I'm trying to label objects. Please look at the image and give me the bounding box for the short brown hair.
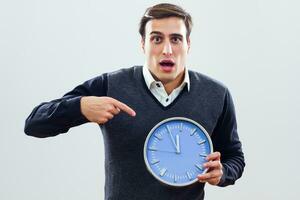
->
[139,3,193,40]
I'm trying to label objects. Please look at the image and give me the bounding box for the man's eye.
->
[153,36,162,43]
[171,37,181,43]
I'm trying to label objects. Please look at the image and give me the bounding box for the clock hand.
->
[148,146,177,153]
[155,149,178,153]
[166,125,177,151]
[176,134,180,153]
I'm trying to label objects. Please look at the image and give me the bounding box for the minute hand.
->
[166,125,178,152]
[176,134,180,153]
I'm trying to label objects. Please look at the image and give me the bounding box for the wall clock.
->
[144,117,213,187]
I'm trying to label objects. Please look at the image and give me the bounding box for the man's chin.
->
[157,75,177,84]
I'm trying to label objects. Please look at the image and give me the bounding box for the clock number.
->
[151,159,160,165]
[148,147,157,151]
[154,133,163,140]
[195,164,203,171]
[199,153,207,158]
[160,168,167,177]
[190,128,197,136]
[186,171,192,180]
[197,140,206,145]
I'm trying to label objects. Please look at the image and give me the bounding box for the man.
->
[25,3,245,200]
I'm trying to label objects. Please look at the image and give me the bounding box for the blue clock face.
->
[144,117,213,187]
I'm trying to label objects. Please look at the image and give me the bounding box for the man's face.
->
[142,17,190,84]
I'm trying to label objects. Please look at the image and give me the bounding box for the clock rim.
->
[143,116,213,187]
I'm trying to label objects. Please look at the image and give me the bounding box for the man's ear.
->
[141,37,145,53]
[187,37,191,53]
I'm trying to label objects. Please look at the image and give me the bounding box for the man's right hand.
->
[80,96,136,124]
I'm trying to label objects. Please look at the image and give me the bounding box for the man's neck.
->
[162,70,185,95]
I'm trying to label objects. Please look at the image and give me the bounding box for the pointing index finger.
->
[110,98,136,117]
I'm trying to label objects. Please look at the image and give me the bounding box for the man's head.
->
[139,3,193,84]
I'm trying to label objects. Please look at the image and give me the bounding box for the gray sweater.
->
[25,66,245,200]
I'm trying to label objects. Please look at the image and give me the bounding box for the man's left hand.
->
[197,151,223,185]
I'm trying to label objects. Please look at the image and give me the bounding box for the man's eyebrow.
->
[149,32,184,38]
[150,31,163,35]
[170,33,183,38]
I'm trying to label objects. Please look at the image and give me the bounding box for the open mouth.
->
[159,59,175,67]
[159,60,175,73]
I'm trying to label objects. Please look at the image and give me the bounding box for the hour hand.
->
[149,148,177,153]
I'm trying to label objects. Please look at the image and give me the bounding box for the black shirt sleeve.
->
[211,88,245,186]
[24,73,107,138]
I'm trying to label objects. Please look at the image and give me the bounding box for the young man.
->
[25,3,245,200]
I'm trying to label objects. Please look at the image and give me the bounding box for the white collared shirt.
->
[142,65,190,107]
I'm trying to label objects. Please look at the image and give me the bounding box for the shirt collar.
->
[142,65,190,92]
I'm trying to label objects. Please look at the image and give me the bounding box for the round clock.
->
[143,117,213,187]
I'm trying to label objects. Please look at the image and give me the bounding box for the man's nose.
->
[162,41,172,56]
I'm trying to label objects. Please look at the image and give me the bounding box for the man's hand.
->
[197,152,223,185]
[80,96,136,124]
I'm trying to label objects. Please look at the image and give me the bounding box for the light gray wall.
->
[1,0,299,199]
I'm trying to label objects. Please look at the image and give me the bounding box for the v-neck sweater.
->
[25,66,245,200]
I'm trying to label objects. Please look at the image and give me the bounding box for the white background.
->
[1,0,299,199]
